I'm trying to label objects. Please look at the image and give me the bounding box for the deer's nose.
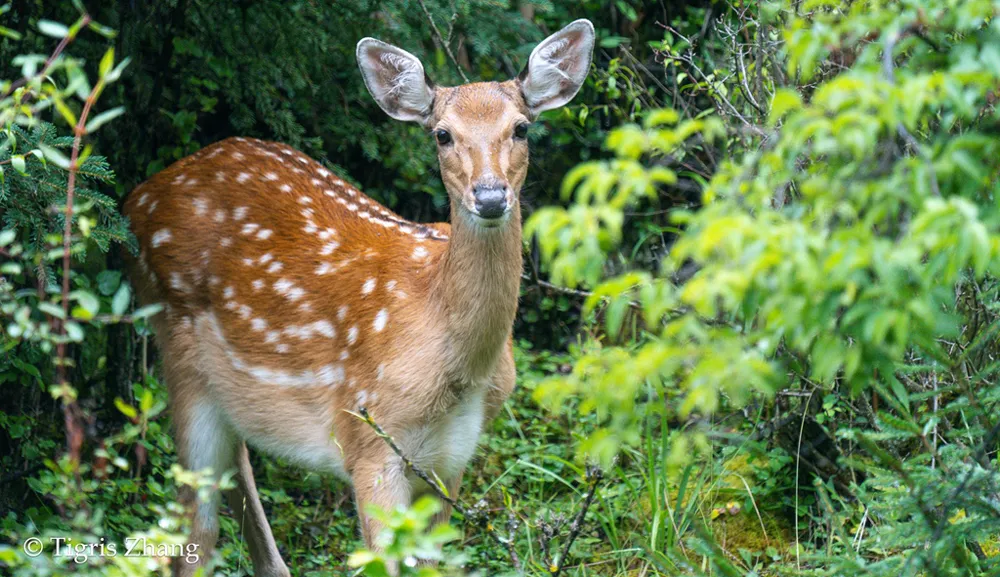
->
[473,184,508,219]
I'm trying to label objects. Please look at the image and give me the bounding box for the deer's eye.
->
[513,123,530,140]
[434,129,452,146]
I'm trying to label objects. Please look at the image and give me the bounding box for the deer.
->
[123,19,594,576]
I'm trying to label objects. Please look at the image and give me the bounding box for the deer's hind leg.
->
[166,350,236,577]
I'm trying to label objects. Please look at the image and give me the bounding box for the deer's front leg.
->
[350,447,412,549]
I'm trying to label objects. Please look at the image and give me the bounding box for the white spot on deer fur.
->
[346,202,358,211]
[237,172,251,184]
[339,350,349,361]
[169,273,191,293]
[280,184,292,193]
[214,209,226,223]
[317,364,345,386]
[224,286,235,299]
[304,223,318,234]
[232,151,245,160]
[242,258,254,267]
[152,229,172,247]
[356,390,369,406]
[377,364,385,381]
[276,344,290,353]
[220,237,232,247]
[264,172,279,181]
[215,172,226,182]
[251,318,267,332]
[318,228,337,240]
[252,279,264,291]
[412,246,429,260]
[312,320,336,338]
[298,302,313,313]
[267,262,283,274]
[224,300,238,311]
[311,178,322,187]
[192,197,208,216]
[241,223,259,235]
[373,309,389,332]
[337,305,348,321]
[256,229,273,240]
[256,254,271,265]
[362,278,376,295]
[347,326,358,345]
[233,206,248,220]
[299,196,313,205]
[265,330,280,343]
[185,178,198,187]
[147,200,158,214]
[238,304,252,320]
[320,241,340,256]
[296,156,309,164]
[208,275,220,286]
[172,174,185,185]
[138,193,149,207]
[318,168,330,178]
[343,187,355,196]
[274,279,305,301]
[386,280,397,291]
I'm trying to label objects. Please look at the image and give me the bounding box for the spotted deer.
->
[123,20,594,576]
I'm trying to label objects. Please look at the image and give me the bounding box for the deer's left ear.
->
[518,19,595,118]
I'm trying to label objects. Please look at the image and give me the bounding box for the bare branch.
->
[415,0,469,83]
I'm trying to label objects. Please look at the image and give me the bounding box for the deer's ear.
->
[357,38,435,124]
[519,19,595,117]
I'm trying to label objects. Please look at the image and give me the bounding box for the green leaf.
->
[132,303,164,319]
[69,290,100,319]
[85,106,125,133]
[115,398,137,420]
[37,19,69,38]
[96,270,122,295]
[111,283,130,316]
[10,154,25,174]
[38,301,66,319]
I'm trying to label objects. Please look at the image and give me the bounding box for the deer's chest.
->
[399,387,487,482]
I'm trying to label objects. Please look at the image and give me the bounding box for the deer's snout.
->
[472,182,508,220]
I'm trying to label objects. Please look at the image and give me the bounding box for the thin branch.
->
[415,0,469,83]
[549,465,603,577]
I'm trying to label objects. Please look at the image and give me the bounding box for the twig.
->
[550,465,602,577]
[356,407,522,571]
[415,0,469,83]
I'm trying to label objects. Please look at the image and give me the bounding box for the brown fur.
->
[123,81,529,576]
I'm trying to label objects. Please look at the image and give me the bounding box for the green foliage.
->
[529,0,1000,573]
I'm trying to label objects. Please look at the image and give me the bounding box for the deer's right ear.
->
[357,38,435,124]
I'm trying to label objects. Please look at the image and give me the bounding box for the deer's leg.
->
[170,387,236,577]
[351,447,412,549]
[225,442,290,577]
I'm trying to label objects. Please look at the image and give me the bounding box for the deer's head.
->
[357,20,594,229]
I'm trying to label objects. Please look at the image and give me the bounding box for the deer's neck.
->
[432,206,522,381]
